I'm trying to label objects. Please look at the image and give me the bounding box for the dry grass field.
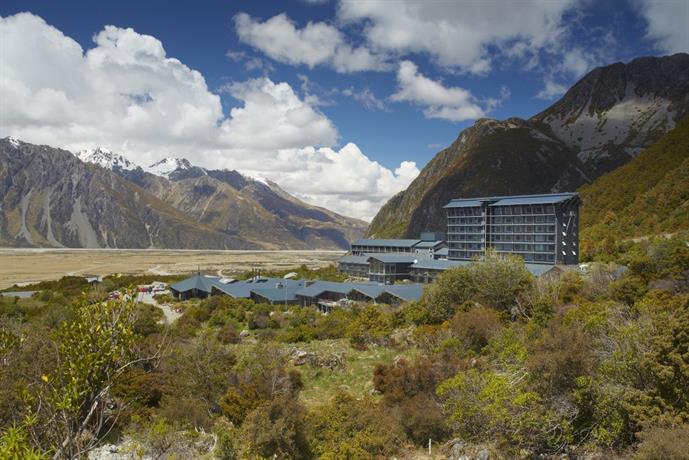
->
[0,248,345,289]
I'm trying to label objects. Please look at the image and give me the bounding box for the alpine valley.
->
[367,53,689,240]
[0,140,367,249]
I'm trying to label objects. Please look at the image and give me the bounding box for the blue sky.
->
[1,0,687,219]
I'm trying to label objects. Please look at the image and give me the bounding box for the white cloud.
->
[342,87,389,111]
[246,144,418,220]
[638,0,689,54]
[233,12,387,73]
[390,61,485,122]
[337,0,578,73]
[536,79,568,100]
[0,13,417,220]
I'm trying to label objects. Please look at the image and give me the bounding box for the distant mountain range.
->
[367,53,689,239]
[0,140,366,249]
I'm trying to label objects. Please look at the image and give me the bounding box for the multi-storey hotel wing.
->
[444,192,580,265]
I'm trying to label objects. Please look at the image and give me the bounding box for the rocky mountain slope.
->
[0,139,366,249]
[578,115,689,258]
[368,53,689,238]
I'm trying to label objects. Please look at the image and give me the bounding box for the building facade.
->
[445,193,579,265]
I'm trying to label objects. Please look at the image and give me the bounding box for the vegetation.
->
[579,116,689,260]
[2,240,689,458]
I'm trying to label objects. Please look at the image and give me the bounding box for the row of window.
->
[447,208,484,217]
[491,204,556,215]
[449,242,485,250]
[491,225,556,233]
[448,234,485,242]
[490,215,556,224]
[493,243,556,252]
[491,234,555,242]
[448,225,485,233]
[447,217,485,225]
[449,250,557,263]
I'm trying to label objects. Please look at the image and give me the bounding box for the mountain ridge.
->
[0,139,366,249]
[367,53,689,238]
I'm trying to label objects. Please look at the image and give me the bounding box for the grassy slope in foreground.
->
[579,116,689,258]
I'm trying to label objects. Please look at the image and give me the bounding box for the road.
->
[136,291,182,324]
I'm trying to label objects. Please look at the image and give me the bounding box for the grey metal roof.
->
[434,247,449,256]
[348,284,387,299]
[489,193,578,206]
[296,281,362,297]
[170,274,220,294]
[414,241,445,249]
[383,284,424,302]
[351,239,422,248]
[337,254,370,265]
[411,259,471,270]
[443,199,484,208]
[251,287,301,302]
[524,264,559,277]
[367,254,419,264]
[169,275,303,298]
[444,193,578,209]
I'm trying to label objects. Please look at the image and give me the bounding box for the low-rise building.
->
[170,274,425,311]
[336,254,370,279]
[350,238,422,255]
[367,254,419,284]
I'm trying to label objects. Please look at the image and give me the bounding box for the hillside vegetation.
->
[2,244,689,458]
[580,116,689,259]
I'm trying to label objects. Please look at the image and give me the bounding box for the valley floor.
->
[0,248,344,289]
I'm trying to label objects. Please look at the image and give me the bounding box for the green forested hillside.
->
[579,116,689,259]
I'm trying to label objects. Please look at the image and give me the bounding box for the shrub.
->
[449,305,503,353]
[415,267,475,324]
[238,396,310,460]
[306,392,405,458]
[217,324,240,344]
[373,357,443,404]
[469,251,534,312]
[527,318,595,394]
[634,424,689,460]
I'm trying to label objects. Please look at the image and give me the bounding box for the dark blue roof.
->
[170,274,220,294]
[352,238,421,248]
[367,254,418,264]
[445,193,578,208]
[442,199,484,208]
[414,241,445,249]
[383,284,424,301]
[251,287,301,302]
[489,193,578,206]
[337,254,370,265]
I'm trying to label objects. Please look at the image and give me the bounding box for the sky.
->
[1,0,688,220]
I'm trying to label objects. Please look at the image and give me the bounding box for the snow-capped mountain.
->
[77,147,139,172]
[1,138,366,249]
[145,157,196,178]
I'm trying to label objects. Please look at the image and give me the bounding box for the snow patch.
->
[145,157,194,178]
[8,137,20,148]
[78,147,139,171]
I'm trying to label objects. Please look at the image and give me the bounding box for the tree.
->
[469,250,533,313]
[25,295,160,459]
[412,267,475,324]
